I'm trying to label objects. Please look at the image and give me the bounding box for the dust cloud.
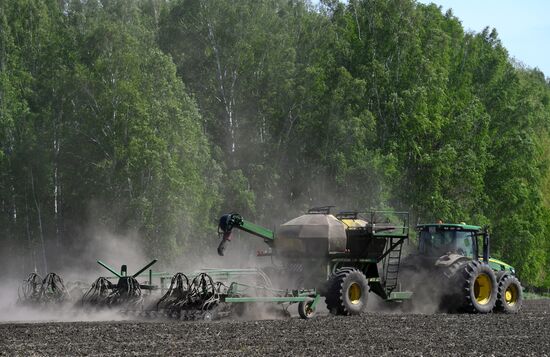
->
[0,223,156,323]
[0,276,129,323]
[0,195,430,322]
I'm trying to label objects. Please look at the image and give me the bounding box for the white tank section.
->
[275,214,347,257]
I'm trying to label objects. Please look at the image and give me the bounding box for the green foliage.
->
[1,0,549,287]
[0,0,219,270]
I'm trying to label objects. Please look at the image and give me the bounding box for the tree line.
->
[1,0,549,287]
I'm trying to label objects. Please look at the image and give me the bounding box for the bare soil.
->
[1,299,549,356]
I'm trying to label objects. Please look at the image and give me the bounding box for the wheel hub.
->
[474,273,492,305]
[348,282,362,305]
[505,284,518,306]
[305,303,314,316]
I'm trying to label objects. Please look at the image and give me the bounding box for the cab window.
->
[455,231,474,257]
[419,229,474,256]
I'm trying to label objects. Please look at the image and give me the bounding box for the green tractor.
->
[400,222,523,313]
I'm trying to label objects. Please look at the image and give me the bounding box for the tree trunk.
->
[202,3,237,158]
[30,168,47,273]
[24,187,37,273]
[53,96,64,248]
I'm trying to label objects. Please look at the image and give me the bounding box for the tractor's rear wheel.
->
[325,268,369,315]
[459,260,497,313]
[495,274,523,313]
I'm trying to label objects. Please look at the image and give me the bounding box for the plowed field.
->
[1,300,549,356]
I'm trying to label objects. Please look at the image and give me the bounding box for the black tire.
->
[298,298,316,319]
[495,270,507,283]
[438,258,472,312]
[325,268,369,316]
[319,267,356,296]
[459,260,497,313]
[495,275,523,313]
[325,267,356,315]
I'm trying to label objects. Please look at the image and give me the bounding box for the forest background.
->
[1,0,549,288]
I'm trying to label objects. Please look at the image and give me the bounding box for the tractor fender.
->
[434,253,470,268]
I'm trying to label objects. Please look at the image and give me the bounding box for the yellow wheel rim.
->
[505,284,518,306]
[348,282,362,305]
[474,273,492,305]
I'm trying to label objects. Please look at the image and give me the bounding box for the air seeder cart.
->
[216,207,412,317]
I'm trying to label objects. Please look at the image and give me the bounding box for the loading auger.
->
[217,213,275,256]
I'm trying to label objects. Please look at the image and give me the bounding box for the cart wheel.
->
[202,307,218,321]
[298,298,316,320]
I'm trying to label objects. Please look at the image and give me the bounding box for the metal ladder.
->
[383,237,403,296]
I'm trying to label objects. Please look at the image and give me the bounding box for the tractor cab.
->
[416,223,489,262]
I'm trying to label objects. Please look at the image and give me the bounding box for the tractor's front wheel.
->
[495,274,523,313]
[325,268,369,315]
